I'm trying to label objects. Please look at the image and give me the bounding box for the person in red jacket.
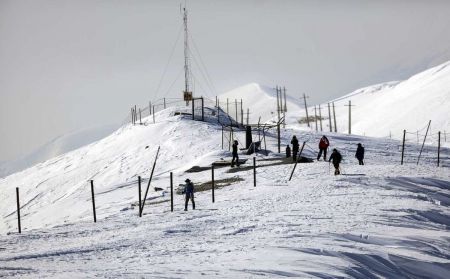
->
[317,135,330,161]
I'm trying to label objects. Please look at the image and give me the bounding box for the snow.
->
[0,99,449,277]
[218,61,450,146]
[330,61,450,141]
[0,124,118,178]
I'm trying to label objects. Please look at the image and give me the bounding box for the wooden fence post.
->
[289,142,306,181]
[164,97,166,109]
[170,172,174,211]
[138,176,142,217]
[211,165,215,203]
[139,109,142,125]
[16,187,21,233]
[90,180,97,223]
[253,157,256,187]
[401,130,406,165]
[417,120,431,165]
[437,131,441,167]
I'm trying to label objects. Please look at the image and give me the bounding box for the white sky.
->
[1,0,450,161]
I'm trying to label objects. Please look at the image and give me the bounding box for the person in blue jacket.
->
[184,178,195,211]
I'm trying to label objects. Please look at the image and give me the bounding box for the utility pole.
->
[235,99,238,123]
[314,105,318,131]
[279,86,283,115]
[283,87,287,112]
[240,99,243,126]
[276,86,281,123]
[344,100,354,134]
[246,108,249,125]
[332,102,337,132]
[303,94,310,127]
[327,103,332,132]
[318,104,323,132]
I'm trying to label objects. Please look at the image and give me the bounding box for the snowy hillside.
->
[218,62,450,146]
[327,61,450,141]
[0,125,118,178]
[0,102,449,277]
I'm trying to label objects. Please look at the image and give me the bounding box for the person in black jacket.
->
[355,143,365,165]
[183,179,195,211]
[231,140,239,167]
[329,148,342,175]
[291,135,299,162]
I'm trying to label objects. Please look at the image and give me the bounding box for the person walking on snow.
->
[286,145,291,158]
[317,135,330,161]
[329,148,342,175]
[355,143,365,165]
[291,135,299,162]
[183,179,195,211]
[231,140,239,167]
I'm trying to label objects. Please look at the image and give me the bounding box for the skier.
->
[355,143,365,165]
[329,148,342,175]
[291,135,299,162]
[317,135,330,161]
[286,145,291,158]
[231,140,239,167]
[183,178,195,211]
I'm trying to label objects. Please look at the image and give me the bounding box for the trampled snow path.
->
[1,107,449,278]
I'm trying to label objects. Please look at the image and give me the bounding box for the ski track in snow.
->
[0,104,449,277]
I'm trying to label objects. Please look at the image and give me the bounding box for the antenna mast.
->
[182,7,192,103]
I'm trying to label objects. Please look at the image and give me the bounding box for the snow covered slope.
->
[0,124,118,178]
[218,62,449,145]
[0,102,449,277]
[326,61,450,140]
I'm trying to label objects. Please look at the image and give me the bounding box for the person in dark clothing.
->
[183,179,195,211]
[355,143,365,165]
[317,135,330,161]
[231,140,239,167]
[286,145,291,158]
[329,148,342,175]
[291,135,299,162]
